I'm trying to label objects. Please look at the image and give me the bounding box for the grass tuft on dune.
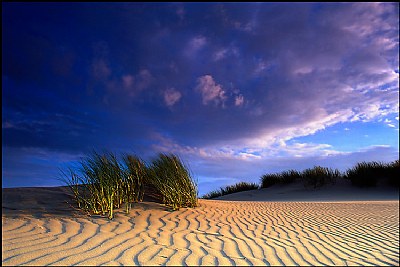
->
[147,153,198,210]
[62,151,198,218]
[202,182,259,199]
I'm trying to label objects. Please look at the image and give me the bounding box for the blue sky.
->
[2,2,399,196]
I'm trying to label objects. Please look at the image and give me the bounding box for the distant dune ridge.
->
[215,179,399,202]
[2,184,399,266]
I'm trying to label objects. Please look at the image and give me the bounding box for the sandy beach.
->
[2,184,399,266]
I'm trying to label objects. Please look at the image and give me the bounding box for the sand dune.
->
[216,179,399,202]
[2,186,399,266]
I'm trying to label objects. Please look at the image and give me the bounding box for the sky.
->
[2,2,399,196]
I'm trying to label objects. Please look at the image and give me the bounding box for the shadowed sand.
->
[2,185,399,266]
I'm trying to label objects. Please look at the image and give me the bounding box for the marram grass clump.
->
[259,160,399,189]
[260,169,301,188]
[260,167,340,189]
[122,154,147,212]
[147,153,198,211]
[301,166,340,189]
[202,181,259,199]
[345,160,399,187]
[62,151,125,219]
[63,151,150,219]
[63,151,199,217]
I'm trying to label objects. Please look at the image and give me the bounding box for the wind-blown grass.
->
[62,151,147,219]
[260,169,301,188]
[147,153,198,210]
[63,155,398,217]
[62,151,121,219]
[261,167,339,189]
[280,170,302,184]
[201,189,223,199]
[202,181,259,199]
[387,160,400,187]
[122,154,147,212]
[260,160,399,189]
[301,166,340,189]
[260,173,282,188]
[345,160,400,187]
[63,151,199,216]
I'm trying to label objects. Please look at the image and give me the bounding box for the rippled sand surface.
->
[2,187,399,266]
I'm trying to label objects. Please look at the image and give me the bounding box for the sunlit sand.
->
[2,185,399,266]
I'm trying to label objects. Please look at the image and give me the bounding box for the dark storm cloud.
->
[2,2,398,189]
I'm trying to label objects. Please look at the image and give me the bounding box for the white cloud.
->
[213,48,228,61]
[235,94,244,106]
[150,128,341,164]
[383,118,399,130]
[340,3,395,38]
[118,69,153,97]
[294,66,313,75]
[213,45,240,61]
[195,75,227,106]
[275,142,341,158]
[185,35,207,57]
[164,88,182,107]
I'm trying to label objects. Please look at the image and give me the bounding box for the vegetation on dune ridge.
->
[202,160,399,199]
[260,169,301,188]
[260,166,341,189]
[61,151,149,219]
[259,160,399,189]
[62,151,198,219]
[301,166,340,189]
[147,153,198,211]
[63,154,398,212]
[344,160,400,187]
[202,182,259,199]
[122,154,147,212]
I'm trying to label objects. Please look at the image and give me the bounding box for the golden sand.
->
[2,186,399,266]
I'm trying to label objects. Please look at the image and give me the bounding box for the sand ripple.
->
[2,200,399,266]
